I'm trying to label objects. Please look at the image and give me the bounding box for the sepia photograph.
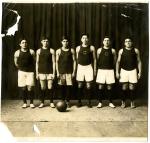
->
[0,1,148,142]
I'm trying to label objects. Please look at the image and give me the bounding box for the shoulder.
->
[50,48,55,54]
[56,48,61,54]
[29,49,35,55]
[118,48,123,54]
[71,48,75,54]
[134,48,140,54]
[97,48,102,53]
[90,45,95,51]
[76,46,80,52]
[36,49,41,55]
[14,49,20,57]
[111,48,116,53]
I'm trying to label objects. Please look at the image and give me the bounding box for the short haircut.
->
[103,36,110,40]
[61,35,69,41]
[124,37,132,42]
[81,33,89,38]
[19,37,27,44]
[41,36,49,41]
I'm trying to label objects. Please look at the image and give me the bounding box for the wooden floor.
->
[1,99,148,142]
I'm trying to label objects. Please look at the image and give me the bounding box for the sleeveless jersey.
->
[120,48,137,70]
[97,47,114,69]
[38,48,53,74]
[58,48,73,74]
[17,49,34,72]
[78,45,92,65]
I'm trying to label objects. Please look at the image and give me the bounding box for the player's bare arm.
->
[51,48,56,79]
[135,48,142,79]
[71,48,76,78]
[56,49,61,78]
[112,48,117,67]
[97,48,102,60]
[14,50,19,68]
[76,46,80,61]
[36,49,40,80]
[116,49,123,79]
[91,45,96,76]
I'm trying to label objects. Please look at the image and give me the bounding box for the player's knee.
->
[98,84,104,90]
[86,83,91,89]
[78,82,83,88]
[21,87,26,91]
[27,86,33,91]
[129,84,135,90]
[122,84,128,90]
[107,85,112,90]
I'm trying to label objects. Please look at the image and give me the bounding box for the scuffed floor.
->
[1,99,148,141]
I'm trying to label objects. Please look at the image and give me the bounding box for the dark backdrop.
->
[1,3,148,100]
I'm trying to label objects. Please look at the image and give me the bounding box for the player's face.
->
[81,35,89,45]
[41,39,49,47]
[62,39,68,48]
[124,39,132,48]
[20,40,27,49]
[103,38,110,47]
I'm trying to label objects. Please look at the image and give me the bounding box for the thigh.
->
[76,64,84,82]
[48,79,53,89]
[18,70,26,87]
[39,74,46,80]
[66,74,73,86]
[58,74,66,85]
[106,70,115,84]
[40,80,47,90]
[129,69,138,84]
[26,72,35,86]
[85,65,93,82]
[96,69,106,84]
[119,68,129,83]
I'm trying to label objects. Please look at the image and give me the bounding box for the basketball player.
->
[96,37,116,108]
[14,38,35,108]
[116,38,142,108]
[56,36,76,107]
[36,37,55,108]
[76,34,96,108]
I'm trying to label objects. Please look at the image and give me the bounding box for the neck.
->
[82,43,88,47]
[125,47,132,50]
[21,48,28,52]
[42,46,48,49]
[62,47,69,51]
[103,46,109,49]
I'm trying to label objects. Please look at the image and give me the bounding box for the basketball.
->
[56,100,67,112]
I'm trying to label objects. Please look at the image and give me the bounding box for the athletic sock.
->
[129,90,135,102]
[87,88,92,104]
[98,89,103,103]
[48,89,54,103]
[122,90,128,102]
[107,89,113,103]
[20,88,27,104]
[28,90,34,104]
[60,85,66,101]
[77,88,83,103]
[40,90,46,103]
[66,86,72,103]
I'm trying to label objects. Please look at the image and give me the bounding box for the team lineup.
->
[14,34,142,109]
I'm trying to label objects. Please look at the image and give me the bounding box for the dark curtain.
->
[1,3,148,100]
